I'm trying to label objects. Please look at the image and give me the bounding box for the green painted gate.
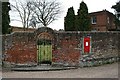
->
[37,33,52,65]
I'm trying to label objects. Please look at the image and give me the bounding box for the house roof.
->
[89,10,114,16]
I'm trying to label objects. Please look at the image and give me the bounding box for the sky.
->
[9,0,119,30]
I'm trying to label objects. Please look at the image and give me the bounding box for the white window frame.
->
[91,16,97,24]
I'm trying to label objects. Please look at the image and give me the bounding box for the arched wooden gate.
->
[37,32,53,65]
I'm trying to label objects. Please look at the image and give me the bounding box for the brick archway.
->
[36,27,55,65]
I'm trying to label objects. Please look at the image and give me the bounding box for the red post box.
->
[84,37,90,53]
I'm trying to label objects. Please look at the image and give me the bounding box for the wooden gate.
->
[37,32,52,65]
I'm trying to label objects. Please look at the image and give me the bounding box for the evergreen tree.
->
[77,1,90,31]
[112,1,120,17]
[2,1,11,34]
[112,1,120,30]
[64,7,75,31]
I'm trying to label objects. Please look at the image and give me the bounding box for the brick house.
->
[90,10,116,31]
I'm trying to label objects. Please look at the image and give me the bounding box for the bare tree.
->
[29,16,37,28]
[10,0,35,31]
[30,0,61,27]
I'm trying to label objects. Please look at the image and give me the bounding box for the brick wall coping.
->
[56,31,120,34]
[1,31,120,37]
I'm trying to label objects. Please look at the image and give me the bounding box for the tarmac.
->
[3,62,118,78]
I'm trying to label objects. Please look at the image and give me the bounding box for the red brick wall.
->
[12,26,36,32]
[3,28,119,67]
[4,32,37,64]
[52,34,80,66]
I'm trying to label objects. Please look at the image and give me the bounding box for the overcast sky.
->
[10,0,118,30]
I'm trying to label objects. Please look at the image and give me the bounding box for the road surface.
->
[2,62,118,78]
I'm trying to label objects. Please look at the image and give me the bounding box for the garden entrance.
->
[37,32,53,65]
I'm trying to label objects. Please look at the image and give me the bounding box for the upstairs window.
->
[91,16,97,24]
